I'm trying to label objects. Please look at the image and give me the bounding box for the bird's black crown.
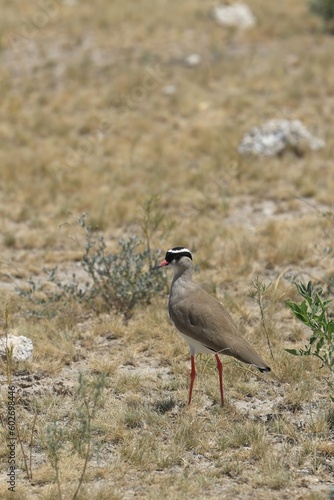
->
[165,247,193,263]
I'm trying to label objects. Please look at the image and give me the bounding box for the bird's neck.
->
[172,266,193,286]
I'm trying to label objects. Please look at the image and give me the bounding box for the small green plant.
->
[138,194,175,268]
[248,276,274,360]
[71,372,106,499]
[43,373,106,500]
[139,195,164,260]
[2,307,37,483]
[19,412,37,482]
[16,214,166,319]
[45,424,64,499]
[309,0,334,32]
[285,281,334,399]
[3,306,14,385]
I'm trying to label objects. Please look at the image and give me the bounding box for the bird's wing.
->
[170,286,268,368]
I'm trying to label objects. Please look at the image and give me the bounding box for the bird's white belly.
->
[179,333,215,355]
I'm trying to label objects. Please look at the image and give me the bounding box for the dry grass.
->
[1,0,334,498]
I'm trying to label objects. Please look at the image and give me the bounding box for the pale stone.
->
[0,334,33,361]
[238,119,325,157]
[185,53,202,67]
[213,3,256,29]
[161,85,177,95]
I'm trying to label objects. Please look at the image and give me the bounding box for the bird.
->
[156,246,270,406]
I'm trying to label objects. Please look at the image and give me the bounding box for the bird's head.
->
[156,247,193,269]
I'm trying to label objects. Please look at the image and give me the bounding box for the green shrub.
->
[285,281,334,399]
[16,214,166,319]
[309,0,334,31]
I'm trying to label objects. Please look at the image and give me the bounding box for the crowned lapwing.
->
[156,247,270,406]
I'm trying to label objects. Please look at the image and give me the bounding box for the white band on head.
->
[168,247,191,254]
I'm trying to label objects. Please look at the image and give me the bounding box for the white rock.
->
[0,335,33,361]
[185,53,202,67]
[238,119,325,157]
[213,3,256,29]
[161,85,177,95]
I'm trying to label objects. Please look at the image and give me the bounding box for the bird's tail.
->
[258,366,271,373]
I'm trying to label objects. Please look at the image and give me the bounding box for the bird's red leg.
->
[215,354,224,407]
[188,355,196,405]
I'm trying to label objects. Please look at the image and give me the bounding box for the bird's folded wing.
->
[171,287,239,352]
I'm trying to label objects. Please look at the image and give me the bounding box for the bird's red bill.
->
[158,259,169,267]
